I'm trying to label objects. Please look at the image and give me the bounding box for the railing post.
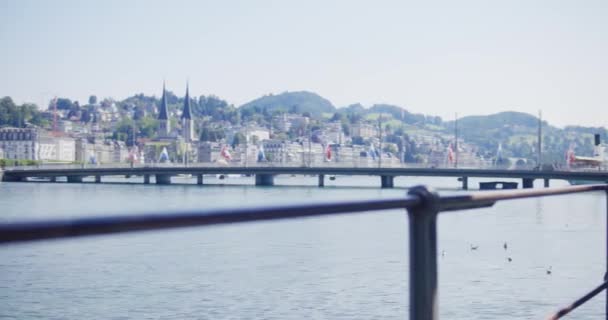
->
[407,185,440,320]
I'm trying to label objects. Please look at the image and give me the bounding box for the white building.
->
[0,127,75,162]
[247,126,270,143]
[273,114,304,133]
[262,139,307,164]
[351,123,378,139]
[322,121,345,144]
[0,128,37,160]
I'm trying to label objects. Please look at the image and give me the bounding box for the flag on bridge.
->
[220,145,232,161]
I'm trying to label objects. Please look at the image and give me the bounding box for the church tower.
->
[158,82,171,138]
[182,83,194,142]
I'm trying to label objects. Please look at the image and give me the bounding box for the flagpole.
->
[454,112,458,168]
[378,113,382,168]
[537,110,542,168]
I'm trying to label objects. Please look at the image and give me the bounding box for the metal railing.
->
[3,162,456,171]
[1,184,607,319]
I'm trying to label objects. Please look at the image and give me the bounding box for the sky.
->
[1,0,607,127]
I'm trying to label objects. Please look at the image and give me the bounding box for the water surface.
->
[0,176,605,319]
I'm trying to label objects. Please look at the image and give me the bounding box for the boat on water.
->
[567,134,607,185]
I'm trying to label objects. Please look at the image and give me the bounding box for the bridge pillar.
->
[67,176,83,183]
[155,174,171,185]
[381,175,394,188]
[143,174,150,184]
[522,178,534,189]
[318,174,325,187]
[197,174,203,185]
[255,174,274,186]
[461,176,469,190]
[544,178,550,188]
[95,175,101,183]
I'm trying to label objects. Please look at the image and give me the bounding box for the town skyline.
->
[4,85,607,131]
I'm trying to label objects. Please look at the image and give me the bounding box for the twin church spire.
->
[157,82,194,142]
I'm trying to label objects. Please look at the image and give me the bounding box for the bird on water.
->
[503,242,508,250]
[547,266,552,275]
[470,244,479,251]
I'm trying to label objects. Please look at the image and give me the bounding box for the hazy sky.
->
[1,0,607,127]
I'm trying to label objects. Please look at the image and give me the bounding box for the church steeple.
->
[158,81,171,138]
[181,82,194,142]
[158,82,169,120]
[181,83,192,120]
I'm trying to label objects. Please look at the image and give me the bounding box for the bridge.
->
[3,163,608,189]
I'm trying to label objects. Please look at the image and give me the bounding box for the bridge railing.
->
[3,161,494,171]
[4,162,446,171]
[0,184,607,319]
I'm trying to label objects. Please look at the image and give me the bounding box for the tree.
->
[199,127,211,141]
[231,132,246,148]
[80,110,92,123]
[383,144,398,155]
[0,97,46,128]
[342,123,350,136]
[88,95,98,105]
[112,118,136,145]
[330,112,344,122]
[54,98,73,110]
[0,97,18,126]
[351,136,365,145]
[137,116,158,138]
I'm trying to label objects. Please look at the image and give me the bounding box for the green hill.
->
[450,111,541,131]
[239,91,336,117]
[367,104,430,125]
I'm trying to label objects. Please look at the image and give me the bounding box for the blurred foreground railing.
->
[1,184,607,319]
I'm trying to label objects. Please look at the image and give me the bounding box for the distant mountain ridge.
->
[239,91,336,116]
[449,111,543,130]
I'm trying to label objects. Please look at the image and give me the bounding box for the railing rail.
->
[4,161,608,171]
[1,184,607,319]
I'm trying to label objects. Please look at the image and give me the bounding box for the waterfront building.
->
[239,143,260,165]
[0,127,75,162]
[144,141,179,163]
[262,139,290,163]
[0,128,37,160]
[197,142,226,163]
[75,137,129,164]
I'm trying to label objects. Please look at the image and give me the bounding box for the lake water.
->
[0,176,606,319]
